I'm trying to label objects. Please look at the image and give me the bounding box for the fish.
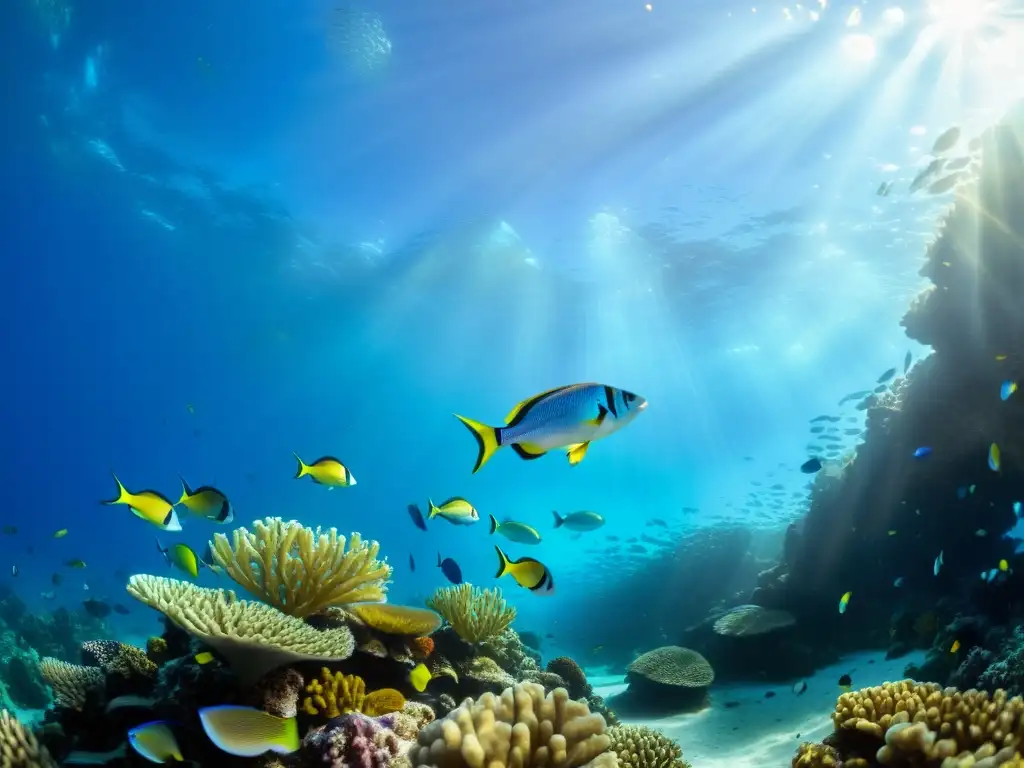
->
[53,528,68,538]
[489,515,542,544]
[950,640,961,653]
[838,674,852,691]
[66,559,86,569]
[10,566,16,577]
[2,526,16,535]
[975,529,987,537]
[989,443,1001,472]
[893,577,904,587]
[913,447,933,459]
[113,604,131,615]
[838,591,852,614]
[888,530,897,536]
[198,705,299,757]
[494,545,555,595]
[793,680,807,695]
[427,497,480,525]
[409,554,415,572]
[838,390,871,405]
[910,158,946,193]
[876,181,893,196]
[904,351,912,374]
[102,474,182,531]
[934,550,944,576]
[293,454,356,487]
[970,484,977,494]
[409,663,432,693]
[873,384,889,394]
[932,126,961,154]
[1000,559,1010,572]
[1002,381,1018,401]
[454,383,648,473]
[957,486,968,500]
[177,477,233,523]
[809,426,825,434]
[1015,501,1022,518]
[406,504,428,531]
[65,744,129,765]
[927,174,961,194]
[127,721,183,763]
[800,458,822,474]
[877,368,897,384]
[551,510,605,531]
[195,651,215,665]
[51,573,62,586]
[82,599,111,619]
[157,540,201,579]
[437,554,463,584]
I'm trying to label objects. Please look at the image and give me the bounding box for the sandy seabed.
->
[591,649,926,767]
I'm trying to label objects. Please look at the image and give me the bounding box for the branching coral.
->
[302,669,405,718]
[81,640,156,679]
[408,682,616,768]
[426,584,516,644]
[37,659,103,710]
[0,710,57,768]
[607,725,690,768]
[126,574,354,686]
[210,517,392,617]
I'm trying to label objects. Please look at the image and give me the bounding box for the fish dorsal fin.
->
[504,386,573,426]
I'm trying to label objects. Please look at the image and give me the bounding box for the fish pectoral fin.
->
[585,404,608,427]
[511,443,547,460]
[567,442,590,465]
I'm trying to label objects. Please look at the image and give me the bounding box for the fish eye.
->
[624,392,636,402]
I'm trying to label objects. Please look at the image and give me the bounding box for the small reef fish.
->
[51,573,62,585]
[877,368,897,384]
[198,705,299,757]
[409,554,415,572]
[128,721,183,763]
[975,529,987,537]
[65,744,128,765]
[293,454,356,487]
[838,674,853,691]
[195,651,215,665]
[989,443,1001,472]
[494,545,555,596]
[876,180,893,196]
[113,604,130,615]
[950,640,961,654]
[66,559,86,569]
[1002,381,1018,401]
[437,554,463,584]
[800,458,822,474]
[913,447,932,459]
[177,477,233,523]
[904,351,912,374]
[406,504,428,531]
[1014,501,1022,518]
[103,474,182,531]
[838,591,852,614]
[909,158,946,193]
[552,510,605,531]
[934,550,944,576]
[454,383,647,473]
[83,599,111,619]
[932,126,961,154]
[793,680,807,695]
[157,540,201,579]
[873,384,888,394]
[409,663,432,693]
[927,174,961,194]
[10,566,16,577]
[427,497,479,525]
[957,486,968,500]
[893,577,904,587]
[2,526,16,535]
[53,528,68,538]
[838,390,871,405]
[489,515,541,544]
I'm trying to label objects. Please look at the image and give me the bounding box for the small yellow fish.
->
[102,474,182,531]
[409,663,432,693]
[428,497,480,526]
[888,530,897,536]
[494,545,555,595]
[838,591,852,614]
[198,706,299,757]
[195,651,215,665]
[186,404,195,414]
[66,559,86,569]
[293,454,356,487]
[177,477,233,523]
[157,541,201,579]
[128,721,183,763]
[950,640,961,653]
[53,528,68,538]
[989,442,1001,472]
[1000,559,1010,572]
[997,354,1009,361]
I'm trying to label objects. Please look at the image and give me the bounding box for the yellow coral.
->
[210,517,392,617]
[0,710,57,768]
[37,659,104,710]
[301,669,405,718]
[126,574,354,687]
[347,603,442,636]
[792,742,841,767]
[426,584,516,644]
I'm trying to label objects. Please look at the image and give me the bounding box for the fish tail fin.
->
[155,537,168,563]
[427,499,439,519]
[552,511,564,528]
[279,715,300,753]
[177,474,193,505]
[488,514,499,535]
[436,552,443,568]
[293,453,309,479]
[453,414,502,473]
[102,472,128,506]
[494,545,511,579]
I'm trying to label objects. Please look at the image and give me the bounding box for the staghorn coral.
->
[37,659,103,710]
[607,725,690,768]
[302,670,405,718]
[426,584,516,644]
[126,574,354,686]
[712,605,796,637]
[347,603,442,636]
[81,640,156,679]
[0,710,57,768]
[407,682,616,768]
[210,517,392,617]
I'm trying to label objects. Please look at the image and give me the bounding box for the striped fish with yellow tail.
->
[454,383,647,473]
[293,454,356,487]
[494,545,555,596]
[102,474,182,531]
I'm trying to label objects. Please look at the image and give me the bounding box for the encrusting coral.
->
[791,742,842,767]
[426,584,516,644]
[0,710,57,768]
[80,640,156,679]
[37,658,103,710]
[607,725,690,768]
[210,517,392,617]
[126,574,355,686]
[407,682,616,768]
[302,669,405,718]
[346,603,443,636]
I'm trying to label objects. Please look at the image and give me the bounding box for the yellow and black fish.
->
[177,477,233,523]
[293,454,356,487]
[494,545,555,596]
[102,474,182,531]
[157,540,202,579]
[455,383,647,473]
[427,497,479,526]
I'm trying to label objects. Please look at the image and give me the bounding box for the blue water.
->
[1,0,1014,665]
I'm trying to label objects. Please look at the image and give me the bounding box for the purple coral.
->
[304,713,401,768]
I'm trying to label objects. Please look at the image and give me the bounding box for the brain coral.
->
[407,682,617,768]
[712,605,796,637]
[627,647,714,688]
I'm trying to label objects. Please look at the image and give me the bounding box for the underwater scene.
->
[7,0,1024,767]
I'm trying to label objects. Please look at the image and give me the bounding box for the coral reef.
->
[0,710,57,768]
[608,725,690,768]
[610,647,713,715]
[304,712,402,768]
[210,517,392,617]
[302,669,405,718]
[37,659,103,710]
[426,584,516,644]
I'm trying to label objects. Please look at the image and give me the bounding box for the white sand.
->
[591,649,925,767]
